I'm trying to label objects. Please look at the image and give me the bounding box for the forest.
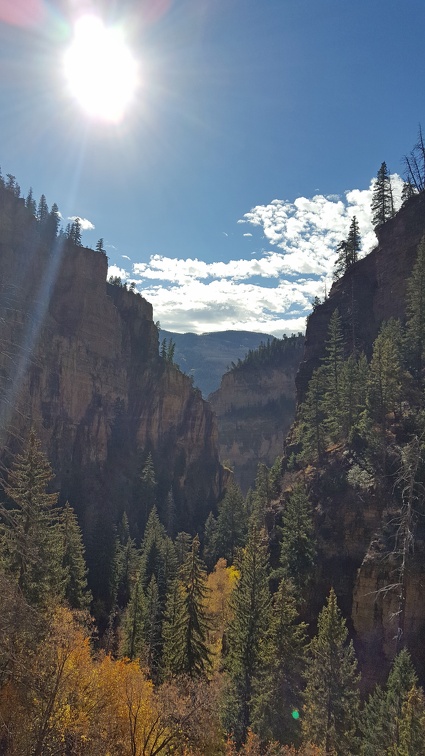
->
[2,133,425,754]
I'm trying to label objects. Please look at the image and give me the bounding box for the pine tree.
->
[279,485,315,596]
[303,588,360,755]
[203,511,218,570]
[321,309,345,439]
[0,432,64,607]
[360,648,418,755]
[367,318,403,424]
[121,572,145,660]
[371,162,395,227]
[37,194,49,224]
[162,535,211,677]
[46,203,61,240]
[69,218,82,246]
[249,463,272,527]
[405,235,425,384]
[297,368,326,462]
[140,453,157,529]
[224,526,271,745]
[251,579,307,746]
[25,187,37,216]
[60,502,91,610]
[333,217,361,280]
[215,481,246,564]
[95,238,105,253]
[398,685,425,756]
[114,512,139,609]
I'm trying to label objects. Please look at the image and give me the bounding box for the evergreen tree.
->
[401,180,416,204]
[297,368,326,462]
[249,463,272,527]
[339,353,369,440]
[114,512,138,609]
[175,531,192,567]
[279,485,315,596]
[333,217,361,280]
[360,648,418,755]
[25,187,37,216]
[371,161,395,227]
[367,318,403,424]
[60,502,91,610]
[321,309,345,439]
[162,535,211,677]
[69,217,82,246]
[120,572,145,661]
[142,574,162,674]
[203,511,218,570]
[405,235,425,383]
[46,203,60,240]
[302,588,360,755]
[224,526,271,745]
[0,431,64,607]
[95,238,105,253]
[251,579,307,746]
[37,194,49,224]
[398,685,425,756]
[215,481,246,564]
[139,452,157,529]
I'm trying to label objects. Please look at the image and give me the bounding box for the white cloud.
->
[122,175,404,335]
[68,216,95,231]
[108,264,129,279]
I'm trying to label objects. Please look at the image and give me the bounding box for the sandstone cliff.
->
[209,336,304,491]
[0,186,224,565]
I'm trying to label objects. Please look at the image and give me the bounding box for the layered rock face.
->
[0,188,224,551]
[209,337,304,491]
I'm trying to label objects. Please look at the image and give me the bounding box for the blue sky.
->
[0,0,424,335]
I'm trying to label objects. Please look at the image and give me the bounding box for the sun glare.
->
[63,15,139,123]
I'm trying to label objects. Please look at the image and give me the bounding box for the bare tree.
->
[403,125,425,193]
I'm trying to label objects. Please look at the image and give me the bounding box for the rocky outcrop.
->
[284,192,425,687]
[210,337,304,491]
[0,186,224,555]
[296,192,425,402]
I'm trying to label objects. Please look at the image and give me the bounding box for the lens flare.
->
[63,14,139,123]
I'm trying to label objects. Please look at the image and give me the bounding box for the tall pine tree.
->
[303,588,360,755]
[371,161,395,227]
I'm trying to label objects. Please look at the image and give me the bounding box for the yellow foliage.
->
[206,559,239,658]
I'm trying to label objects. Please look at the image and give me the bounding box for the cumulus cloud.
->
[108,264,129,280]
[68,216,95,231]
[126,175,404,335]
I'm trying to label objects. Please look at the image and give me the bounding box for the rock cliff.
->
[285,192,425,686]
[209,336,304,491]
[0,186,224,562]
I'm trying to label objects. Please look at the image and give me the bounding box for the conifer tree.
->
[279,485,315,596]
[25,187,37,216]
[162,535,211,677]
[114,512,138,609]
[398,685,425,755]
[215,481,246,564]
[121,572,145,661]
[367,318,403,424]
[405,235,425,384]
[140,453,157,529]
[95,238,105,253]
[203,511,218,570]
[46,203,60,240]
[249,463,272,527]
[0,431,64,607]
[371,161,395,227]
[297,368,326,462]
[142,574,162,674]
[360,648,418,755]
[321,309,345,439]
[303,588,360,755]
[251,579,307,746]
[60,502,91,610]
[224,526,271,745]
[37,194,49,224]
[333,216,361,280]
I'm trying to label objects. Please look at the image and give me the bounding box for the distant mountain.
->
[159,329,275,396]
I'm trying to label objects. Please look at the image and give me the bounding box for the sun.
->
[63,15,139,123]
